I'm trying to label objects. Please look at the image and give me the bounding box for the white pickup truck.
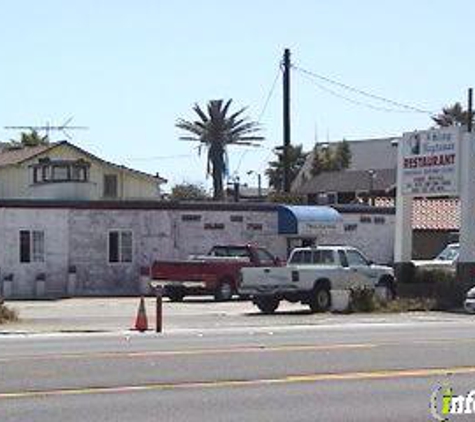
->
[239,246,395,314]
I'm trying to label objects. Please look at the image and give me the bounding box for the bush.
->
[349,286,436,313]
[350,287,376,313]
[0,298,18,324]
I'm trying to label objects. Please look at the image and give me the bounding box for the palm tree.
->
[432,102,472,127]
[176,99,263,200]
[266,144,307,191]
[8,130,49,149]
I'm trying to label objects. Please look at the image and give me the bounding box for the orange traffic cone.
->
[134,296,148,332]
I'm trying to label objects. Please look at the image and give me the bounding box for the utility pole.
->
[282,48,291,193]
[468,87,473,133]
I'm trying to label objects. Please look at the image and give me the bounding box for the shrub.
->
[0,298,18,324]
[350,287,376,313]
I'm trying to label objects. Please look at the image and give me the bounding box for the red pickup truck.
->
[151,244,280,302]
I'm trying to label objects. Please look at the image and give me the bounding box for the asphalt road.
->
[1,315,475,421]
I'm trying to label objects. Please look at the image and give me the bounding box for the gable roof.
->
[296,168,396,194]
[292,137,398,192]
[0,141,167,183]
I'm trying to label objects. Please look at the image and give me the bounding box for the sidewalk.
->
[0,297,472,335]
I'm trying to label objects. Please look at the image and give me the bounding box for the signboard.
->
[400,127,461,196]
[298,221,339,236]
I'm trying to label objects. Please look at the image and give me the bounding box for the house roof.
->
[371,197,460,231]
[412,198,460,231]
[0,141,167,184]
[292,136,398,191]
[296,168,396,194]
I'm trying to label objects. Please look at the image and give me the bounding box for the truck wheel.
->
[214,280,234,302]
[255,296,280,314]
[309,286,331,313]
[167,288,185,302]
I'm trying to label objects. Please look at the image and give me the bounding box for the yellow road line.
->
[0,343,374,363]
[2,366,475,400]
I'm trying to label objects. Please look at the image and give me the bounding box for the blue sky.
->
[1,1,473,191]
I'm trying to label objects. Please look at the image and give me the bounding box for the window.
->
[346,250,369,267]
[31,160,89,184]
[344,224,358,232]
[52,165,70,181]
[230,215,243,223]
[104,174,118,198]
[19,230,45,263]
[108,230,133,263]
[338,250,349,268]
[256,248,275,265]
[181,214,202,222]
[204,223,225,230]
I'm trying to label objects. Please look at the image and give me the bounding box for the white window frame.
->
[19,230,45,263]
[108,230,133,264]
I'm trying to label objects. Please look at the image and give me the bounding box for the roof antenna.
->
[5,117,88,141]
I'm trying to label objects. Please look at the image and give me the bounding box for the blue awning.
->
[277,205,342,236]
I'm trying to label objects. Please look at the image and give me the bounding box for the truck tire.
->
[254,296,280,314]
[309,285,331,313]
[167,287,185,302]
[214,280,234,302]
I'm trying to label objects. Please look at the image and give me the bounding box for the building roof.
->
[370,197,460,231]
[292,136,398,192]
[0,141,167,183]
[297,168,396,194]
[412,198,460,231]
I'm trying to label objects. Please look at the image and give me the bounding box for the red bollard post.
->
[156,286,163,333]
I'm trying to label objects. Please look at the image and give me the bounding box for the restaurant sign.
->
[400,127,461,196]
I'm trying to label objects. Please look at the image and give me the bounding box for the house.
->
[0,141,167,200]
[293,137,398,205]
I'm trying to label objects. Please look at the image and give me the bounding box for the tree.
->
[432,102,472,127]
[169,182,209,201]
[266,144,307,191]
[8,130,49,149]
[176,99,263,201]
[311,140,352,176]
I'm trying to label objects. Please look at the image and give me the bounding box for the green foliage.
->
[8,130,49,149]
[176,99,263,201]
[311,140,352,176]
[349,287,376,313]
[265,144,307,191]
[432,102,472,128]
[0,299,18,324]
[170,183,209,201]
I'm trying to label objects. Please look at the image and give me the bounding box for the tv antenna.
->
[4,117,88,141]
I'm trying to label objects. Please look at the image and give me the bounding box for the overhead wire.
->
[232,64,283,177]
[293,64,435,115]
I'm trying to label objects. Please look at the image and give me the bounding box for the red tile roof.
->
[412,197,460,231]
[375,197,460,230]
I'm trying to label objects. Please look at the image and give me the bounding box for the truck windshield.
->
[290,250,334,265]
[435,244,459,261]
[208,246,250,258]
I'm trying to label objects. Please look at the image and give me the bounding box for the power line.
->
[233,65,282,176]
[125,154,195,162]
[293,64,434,115]
[258,64,282,122]
[298,71,418,113]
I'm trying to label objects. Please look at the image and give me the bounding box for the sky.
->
[1,0,474,192]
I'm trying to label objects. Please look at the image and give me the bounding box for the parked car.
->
[412,243,459,272]
[464,286,475,313]
[151,244,280,302]
[238,245,395,314]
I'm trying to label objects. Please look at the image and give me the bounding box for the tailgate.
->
[240,267,294,292]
